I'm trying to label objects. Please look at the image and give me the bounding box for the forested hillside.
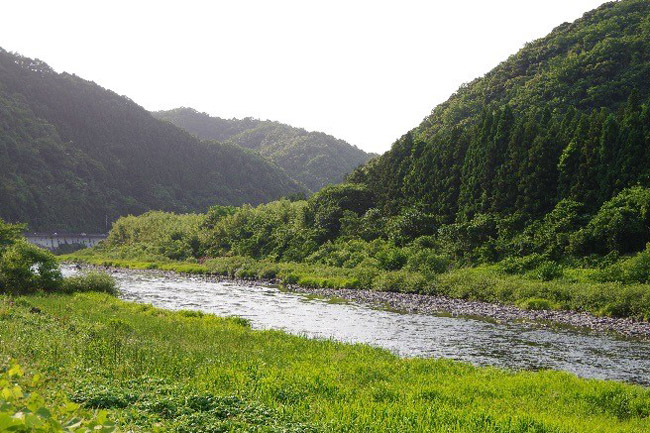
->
[0,49,305,232]
[351,0,650,222]
[154,108,375,192]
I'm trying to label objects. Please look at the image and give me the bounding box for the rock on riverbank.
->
[285,287,650,340]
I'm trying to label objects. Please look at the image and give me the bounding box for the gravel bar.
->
[285,286,650,339]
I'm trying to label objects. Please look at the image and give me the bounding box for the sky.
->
[1,0,609,154]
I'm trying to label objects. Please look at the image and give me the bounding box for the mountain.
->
[0,49,305,232]
[153,108,375,192]
[351,0,650,222]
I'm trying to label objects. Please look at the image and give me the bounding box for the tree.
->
[304,183,375,243]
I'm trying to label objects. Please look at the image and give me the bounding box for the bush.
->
[373,270,429,293]
[597,245,650,283]
[385,206,438,246]
[375,245,407,271]
[515,200,586,259]
[257,266,278,280]
[437,213,499,264]
[105,211,205,260]
[62,272,118,295]
[406,249,449,275]
[303,183,375,244]
[203,200,313,261]
[498,254,546,275]
[0,240,62,294]
[570,187,650,255]
[305,239,372,268]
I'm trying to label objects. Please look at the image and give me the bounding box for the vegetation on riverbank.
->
[66,251,650,322]
[0,218,116,296]
[66,182,650,321]
[2,292,650,432]
[0,218,122,430]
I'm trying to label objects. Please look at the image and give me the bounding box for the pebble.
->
[287,286,650,339]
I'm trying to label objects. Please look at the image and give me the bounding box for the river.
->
[63,265,650,385]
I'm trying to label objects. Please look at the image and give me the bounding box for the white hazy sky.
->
[1,0,609,154]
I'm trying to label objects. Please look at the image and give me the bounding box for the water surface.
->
[63,266,650,385]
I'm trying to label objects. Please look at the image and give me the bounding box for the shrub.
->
[0,240,62,294]
[203,200,313,260]
[282,273,300,285]
[257,266,278,280]
[406,249,449,275]
[234,268,256,279]
[305,239,371,268]
[570,187,650,255]
[385,206,438,246]
[597,245,650,283]
[105,211,205,260]
[62,272,118,295]
[498,254,546,275]
[303,183,375,244]
[373,270,429,293]
[375,245,407,271]
[437,213,499,264]
[508,200,587,259]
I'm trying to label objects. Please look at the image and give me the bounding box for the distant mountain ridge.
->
[153,108,376,192]
[0,49,305,232]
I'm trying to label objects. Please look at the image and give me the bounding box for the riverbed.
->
[63,265,650,385]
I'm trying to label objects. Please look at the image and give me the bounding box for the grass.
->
[63,250,650,320]
[1,292,650,432]
[62,272,119,295]
[435,266,650,319]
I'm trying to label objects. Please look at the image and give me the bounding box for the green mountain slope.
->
[154,108,375,192]
[352,0,650,221]
[0,49,305,232]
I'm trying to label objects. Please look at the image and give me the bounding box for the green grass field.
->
[1,292,649,432]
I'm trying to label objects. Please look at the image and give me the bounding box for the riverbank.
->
[69,258,650,339]
[287,286,650,339]
[2,291,649,432]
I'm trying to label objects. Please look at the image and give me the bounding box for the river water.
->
[63,266,650,385]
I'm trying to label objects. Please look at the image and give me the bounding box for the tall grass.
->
[62,272,119,295]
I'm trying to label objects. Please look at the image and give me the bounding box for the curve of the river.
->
[63,266,650,385]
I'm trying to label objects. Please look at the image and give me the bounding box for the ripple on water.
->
[63,266,650,386]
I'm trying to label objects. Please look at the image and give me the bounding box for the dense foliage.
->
[154,107,375,192]
[351,0,650,223]
[2,293,649,432]
[105,211,206,261]
[0,217,116,295]
[0,218,61,294]
[0,49,305,232]
[78,182,650,319]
